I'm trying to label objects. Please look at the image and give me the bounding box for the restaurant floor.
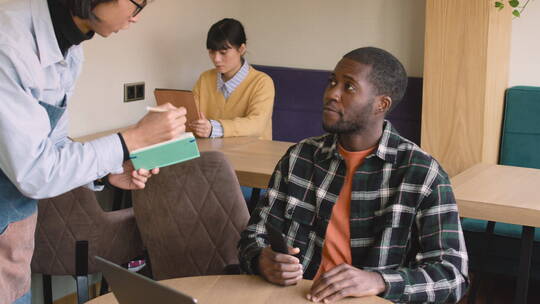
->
[458,272,540,304]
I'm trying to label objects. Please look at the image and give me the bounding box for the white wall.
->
[508,0,540,86]
[238,0,425,75]
[68,0,426,137]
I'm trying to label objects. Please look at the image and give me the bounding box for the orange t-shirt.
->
[314,144,376,280]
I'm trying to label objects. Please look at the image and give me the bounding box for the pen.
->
[146,106,169,113]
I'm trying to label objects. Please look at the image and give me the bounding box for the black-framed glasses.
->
[129,0,147,17]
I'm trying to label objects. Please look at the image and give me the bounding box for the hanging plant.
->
[495,0,532,17]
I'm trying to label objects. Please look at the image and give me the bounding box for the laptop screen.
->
[95,256,197,304]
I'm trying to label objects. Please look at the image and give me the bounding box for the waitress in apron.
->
[0,0,187,303]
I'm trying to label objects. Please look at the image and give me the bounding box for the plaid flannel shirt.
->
[238,121,468,303]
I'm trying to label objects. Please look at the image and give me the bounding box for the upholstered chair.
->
[132,151,250,280]
[31,187,144,304]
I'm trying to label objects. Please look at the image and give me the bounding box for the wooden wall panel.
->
[422,0,511,176]
[483,3,512,165]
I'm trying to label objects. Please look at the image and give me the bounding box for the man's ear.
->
[375,96,392,114]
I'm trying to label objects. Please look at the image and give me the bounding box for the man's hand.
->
[121,103,187,151]
[108,161,159,190]
[307,264,386,303]
[258,246,303,286]
[189,112,212,138]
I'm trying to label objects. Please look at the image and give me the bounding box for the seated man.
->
[238,47,468,303]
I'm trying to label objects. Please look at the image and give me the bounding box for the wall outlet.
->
[124,82,145,102]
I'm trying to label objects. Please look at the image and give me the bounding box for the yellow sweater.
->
[192,66,275,140]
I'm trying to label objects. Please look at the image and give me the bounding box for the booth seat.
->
[253,64,424,145]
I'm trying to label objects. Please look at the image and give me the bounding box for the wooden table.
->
[452,163,540,304]
[86,275,391,304]
[198,138,293,188]
[74,130,294,189]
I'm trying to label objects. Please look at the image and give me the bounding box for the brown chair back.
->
[132,151,249,280]
[32,187,144,275]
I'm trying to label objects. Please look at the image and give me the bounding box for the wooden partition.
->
[422,0,512,176]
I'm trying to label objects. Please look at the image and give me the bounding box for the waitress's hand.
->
[121,103,187,151]
[190,112,212,138]
[108,161,160,190]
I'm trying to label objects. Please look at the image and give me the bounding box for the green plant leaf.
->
[509,0,520,8]
[495,1,504,7]
[513,9,521,17]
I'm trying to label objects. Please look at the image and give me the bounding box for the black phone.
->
[265,223,289,254]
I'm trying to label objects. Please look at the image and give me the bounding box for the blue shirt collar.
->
[216,59,250,99]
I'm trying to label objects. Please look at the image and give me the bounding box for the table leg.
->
[43,274,52,304]
[468,220,495,304]
[75,241,89,304]
[99,277,109,295]
[513,226,534,304]
[112,188,124,211]
[112,189,132,210]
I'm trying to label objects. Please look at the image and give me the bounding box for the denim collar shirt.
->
[0,0,123,201]
[216,58,250,99]
[238,121,469,303]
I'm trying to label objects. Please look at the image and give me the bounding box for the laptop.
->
[95,256,197,304]
[154,88,201,132]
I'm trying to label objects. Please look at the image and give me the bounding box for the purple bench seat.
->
[253,65,423,145]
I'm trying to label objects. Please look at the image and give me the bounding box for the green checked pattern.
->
[238,121,468,303]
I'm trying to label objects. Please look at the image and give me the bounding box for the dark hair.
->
[343,47,408,112]
[206,18,247,51]
[56,0,116,19]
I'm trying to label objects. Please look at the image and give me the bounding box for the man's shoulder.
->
[393,135,450,182]
[394,135,429,161]
[285,133,333,158]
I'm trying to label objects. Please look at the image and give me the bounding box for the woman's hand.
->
[108,161,160,190]
[121,103,186,151]
[189,112,212,138]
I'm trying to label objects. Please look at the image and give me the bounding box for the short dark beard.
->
[322,99,374,135]
[322,118,365,134]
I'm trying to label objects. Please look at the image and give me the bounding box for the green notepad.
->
[129,132,200,170]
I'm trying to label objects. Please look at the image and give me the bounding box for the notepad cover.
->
[154,89,200,132]
[129,133,200,170]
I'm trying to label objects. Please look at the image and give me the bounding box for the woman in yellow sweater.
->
[190,18,275,140]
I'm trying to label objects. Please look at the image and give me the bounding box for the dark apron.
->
[0,100,66,304]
